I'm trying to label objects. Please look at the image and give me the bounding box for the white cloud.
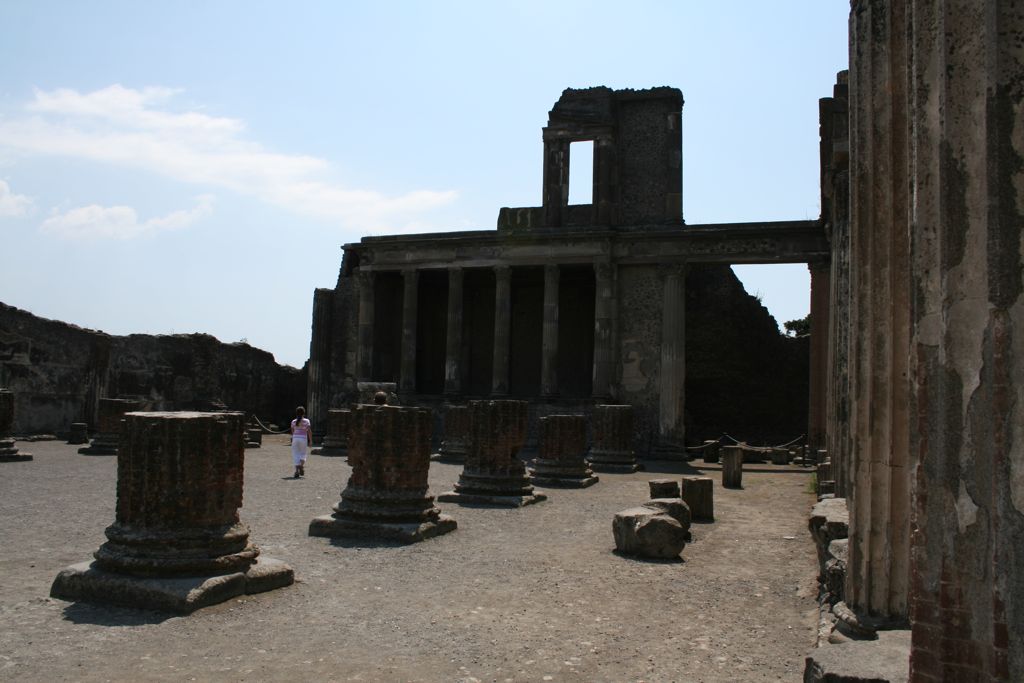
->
[40,194,214,240]
[0,85,457,232]
[0,180,33,216]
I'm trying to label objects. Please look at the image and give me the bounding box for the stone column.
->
[531,414,597,488]
[444,267,464,396]
[542,138,570,227]
[0,389,31,461]
[541,264,560,398]
[400,268,419,394]
[592,262,614,398]
[681,476,714,522]
[313,409,350,457]
[807,261,830,456]
[356,270,375,382]
[51,411,293,613]
[309,405,455,543]
[307,288,334,435]
[656,264,686,457]
[721,446,743,489]
[492,266,512,396]
[593,136,617,225]
[438,400,546,507]
[436,404,470,462]
[845,0,913,624]
[902,2,1024,680]
[79,398,141,455]
[588,404,638,473]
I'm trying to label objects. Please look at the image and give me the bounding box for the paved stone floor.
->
[0,435,819,682]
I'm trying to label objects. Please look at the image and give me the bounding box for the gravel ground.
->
[0,435,819,682]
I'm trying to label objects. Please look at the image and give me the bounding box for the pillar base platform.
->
[436,491,547,507]
[312,446,348,457]
[0,452,32,462]
[308,514,457,543]
[530,474,599,488]
[49,557,294,614]
[588,461,642,473]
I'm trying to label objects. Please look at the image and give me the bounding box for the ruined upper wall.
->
[0,301,305,434]
[499,86,684,232]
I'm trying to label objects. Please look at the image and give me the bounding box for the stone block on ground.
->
[587,404,639,473]
[648,478,680,499]
[67,422,89,445]
[680,476,714,521]
[803,628,911,683]
[531,415,598,488]
[702,440,721,463]
[612,505,687,560]
[721,445,744,488]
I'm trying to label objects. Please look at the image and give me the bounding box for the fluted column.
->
[492,266,511,395]
[400,268,419,393]
[444,267,464,396]
[592,262,613,398]
[308,288,334,431]
[807,261,830,455]
[657,264,686,456]
[356,270,375,381]
[541,264,560,398]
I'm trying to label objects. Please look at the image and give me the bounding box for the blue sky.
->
[0,2,849,367]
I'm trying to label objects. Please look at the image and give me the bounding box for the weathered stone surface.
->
[721,445,743,488]
[435,404,470,462]
[310,404,456,543]
[313,408,350,457]
[356,382,398,405]
[244,426,262,449]
[52,411,292,612]
[438,400,546,507]
[648,479,680,499]
[612,506,686,559]
[588,404,639,473]
[803,629,911,683]
[77,398,141,456]
[644,498,692,532]
[702,440,721,463]
[531,414,597,488]
[680,476,714,521]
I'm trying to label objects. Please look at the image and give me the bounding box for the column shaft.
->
[356,271,375,381]
[592,262,613,398]
[540,264,560,397]
[400,269,419,393]
[658,265,685,454]
[443,268,464,395]
[492,266,511,395]
[807,261,831,455]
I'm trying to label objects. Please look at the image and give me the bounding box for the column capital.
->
[402,267,420,281]
[544,263,560,278]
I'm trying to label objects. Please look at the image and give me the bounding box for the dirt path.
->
[0,436,819,682]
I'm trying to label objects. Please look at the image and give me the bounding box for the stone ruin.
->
[0,389,32,462]
[530,414,598,488]
[720,445,744,489]
[50,411,293,613]
[613,480,693,560]
[587,404,639,473]
[437,400,546,507]
[78,397,141,456]
[309,404,456,543]
[433,404,470,462]
[312,408,351,457]
[66,422,88,445]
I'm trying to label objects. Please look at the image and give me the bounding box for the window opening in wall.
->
[568,140,594,205]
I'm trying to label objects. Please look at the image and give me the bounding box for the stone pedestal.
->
[244,426,262,449]
[51,411,293,613]
[587,404,639,473]
[681,476,714,521]
[310,405,456,543]
[770,447,790,465]
[530,414,598,488]
[313,409,350,457]
[433,405,470,462]
[438,400,546,507]
[67,422,89,445]
[0,389,32,461]
[648,478,680,499]
[721,446,743,489]
[702,440,720,464]
[78,398,140,455]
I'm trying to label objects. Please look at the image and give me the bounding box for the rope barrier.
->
[251,415,288,435]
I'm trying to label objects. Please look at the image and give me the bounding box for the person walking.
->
[290,406,312,478]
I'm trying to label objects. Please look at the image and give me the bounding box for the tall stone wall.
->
[0,301,306,434]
